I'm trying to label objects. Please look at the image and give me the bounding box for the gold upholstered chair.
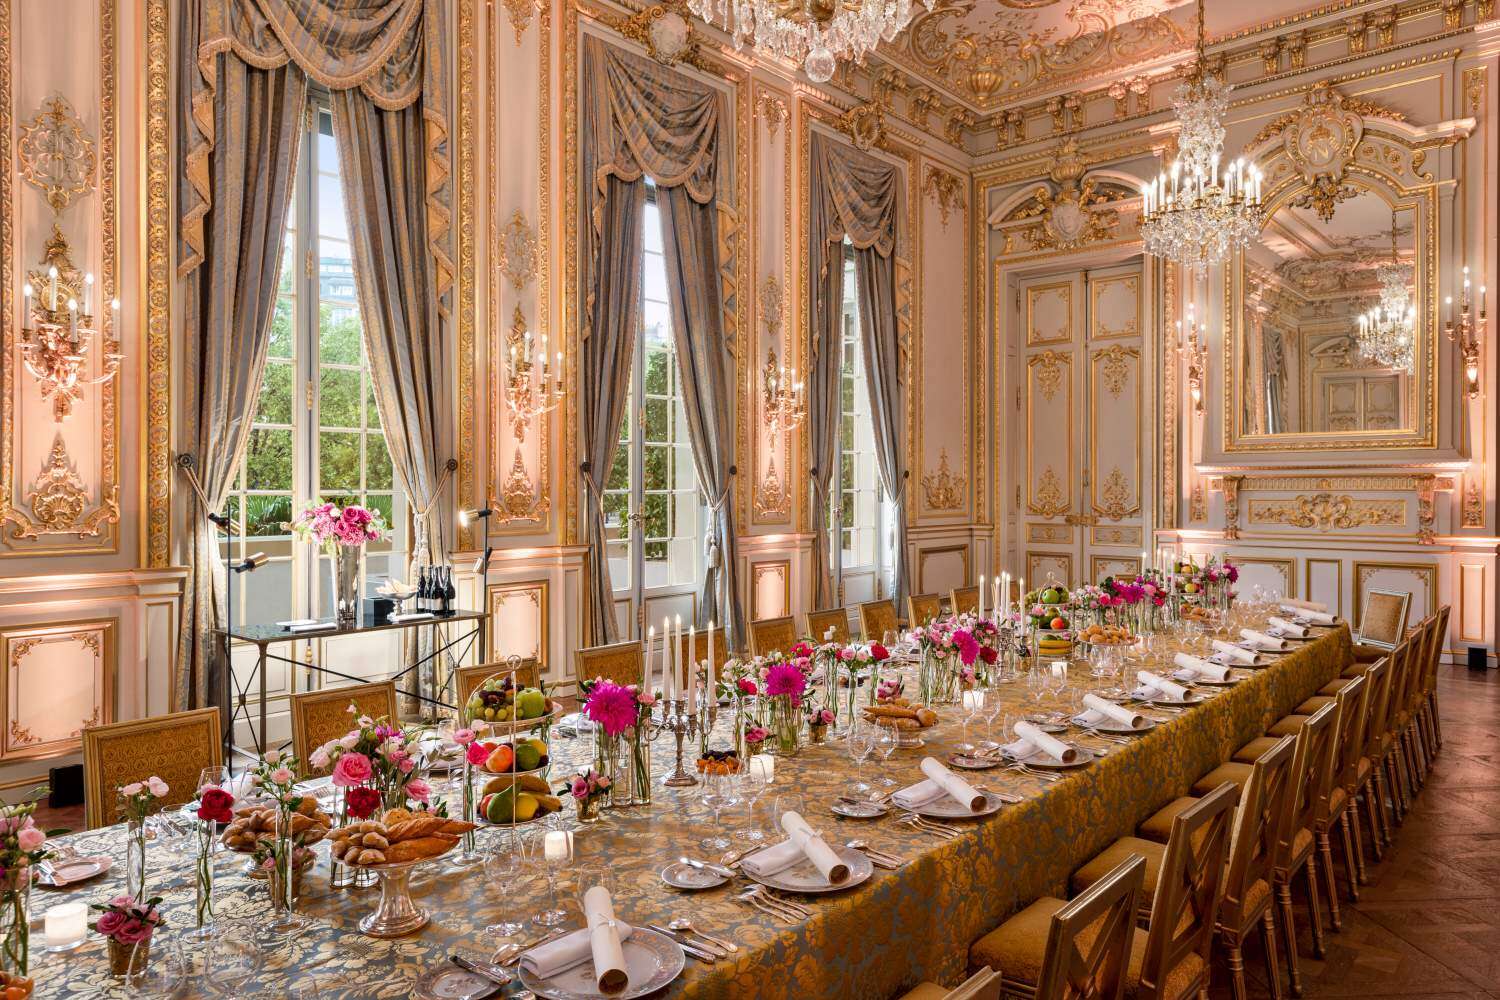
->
[574,640,645,687]
[974,783,1237,1000]
[81,708,223,829]
[950,585,980,617]
[1414,604,1449,759]
[856,599,899,641]
[749,616,797,657]
[455,658,541,704]
[897,968,1002,1000]
[1351,589,1410,662]
[291,680,398,776]
[907,593,943,627]
[805,608,851,645]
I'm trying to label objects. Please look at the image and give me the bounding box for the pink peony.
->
[16,826,45,852]
[115,919,150,945]
[270,767,293,785]
[330,751,373,788]
[953,629,979,666]
[584,681,640,738]
[404,778,431,804]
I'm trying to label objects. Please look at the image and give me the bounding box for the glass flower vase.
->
[629,730,652,806]
[0,868,29,977]
[192,819,216,937]
[770,696,800,757]
[125,817,147,902]
[596,733,629,808]
[329,543,364,628]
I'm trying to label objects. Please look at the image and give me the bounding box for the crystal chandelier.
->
[20,227,120,422]
[501,306,563,443]
[685,0,934,83]
[1356,213,1416,372]
[1139,0,1264,272]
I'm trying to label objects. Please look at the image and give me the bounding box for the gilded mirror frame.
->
[1222,84,1443,453]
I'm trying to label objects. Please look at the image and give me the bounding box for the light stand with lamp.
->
[177,454,268,763]
[459,505,495,665]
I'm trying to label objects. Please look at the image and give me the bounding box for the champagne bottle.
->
[444,565,457,615]
[417,567,431,613]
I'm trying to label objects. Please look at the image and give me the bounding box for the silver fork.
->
[900,813,960,840]
[1004,763,1061,783]
[735,891,798,923]
[759,886,812,917]
[737,886,807,921]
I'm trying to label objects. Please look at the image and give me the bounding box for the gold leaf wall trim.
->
[18,94,94,214]
[1247,494,1406,531]
[922,164,965,228]
[498,210,539,292]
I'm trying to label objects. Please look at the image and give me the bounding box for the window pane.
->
[643,444,668,491]
[319,367,362,428]
[319,302,362,365]
[644,397,669,443]
[643,493,668,538]
[319,431,361,492]
[245,494,292,537]
[257,361,295,425]
[365,382,382,427]
[245,429,293,490]
[269,294,295,359]
[367,434,394,490]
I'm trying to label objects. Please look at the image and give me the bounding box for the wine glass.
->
[845,719,875,796]
[873,722,899,786]
[483,827,531,937]
[534,821,572,928]
[125,930,188,999]
[200,922,260,992]
[772,791,806,832]
[956,688,984,754]
[740,758,772,842]
[980,684,1005,751]
[699,771,739,852]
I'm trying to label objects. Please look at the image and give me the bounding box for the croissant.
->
[354,847,387,865]
[359,832,390,850]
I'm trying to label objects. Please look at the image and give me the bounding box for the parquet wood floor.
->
[1208,665,1500,1000]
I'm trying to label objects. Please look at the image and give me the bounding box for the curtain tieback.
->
[410,458,459,521]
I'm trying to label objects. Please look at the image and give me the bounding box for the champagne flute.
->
[845,719,875,796]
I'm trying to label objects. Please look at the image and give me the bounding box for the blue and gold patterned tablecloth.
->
[26,626,1350,999]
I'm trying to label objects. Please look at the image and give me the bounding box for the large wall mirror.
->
[1226,179,1437,451]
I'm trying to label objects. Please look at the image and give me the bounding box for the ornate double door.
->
[1015,262,1150,589]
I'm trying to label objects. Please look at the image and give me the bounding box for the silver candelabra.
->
[660,694,716,787]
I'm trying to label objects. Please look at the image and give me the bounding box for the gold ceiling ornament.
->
[18,94,95,215]
[922,165,965,227]
[497,210,539,292]
[620,0,705,67]
[836,101,886,152]
[16,433,119,539]
[1002,138,1124,252]
[920,448,965,510]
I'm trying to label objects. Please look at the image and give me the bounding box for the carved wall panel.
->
[2,618,113,761]
[916,544,968,595]
[487,580,550,669]
[1227,556,1296,600]
[750,560,790,620]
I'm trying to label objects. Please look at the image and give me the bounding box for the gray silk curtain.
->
[580,36,744,647]
[807,132,910,613]
[175,0,307,717]
[177,0,452,715]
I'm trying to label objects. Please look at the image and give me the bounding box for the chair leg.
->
[1262,909,1285,1000]
[1277,879,1304,997]
[1429,692,1443,748]
[1304,856,1327,958]
[1340,807,1364,898]
[1382,751,1406,826]
[1318,829,1344,930]
[1225,937,1249,1000]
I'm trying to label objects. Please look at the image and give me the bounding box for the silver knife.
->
[679,856,736,879]
[450,954,511,988]
[647,925,719,962]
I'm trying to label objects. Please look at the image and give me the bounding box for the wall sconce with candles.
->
[1178,300,1208,415]
[20,227,119,422]
[502,305,563,441]
[1446,265,1487,399]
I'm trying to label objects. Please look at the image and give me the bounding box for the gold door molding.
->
[1026,350,1072,518]
[1227,555,1296,599]
[916,544,969,594]
[1088,343,1140,522]
[1025,282,1072,345]
[750,560,792,621]
[486,579,551,668]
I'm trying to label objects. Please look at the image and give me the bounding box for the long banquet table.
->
[29,625,1351,998]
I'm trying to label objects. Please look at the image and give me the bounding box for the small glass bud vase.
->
[770,696,800,756]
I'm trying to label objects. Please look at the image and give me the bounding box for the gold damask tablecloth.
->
[27,625,1351,999]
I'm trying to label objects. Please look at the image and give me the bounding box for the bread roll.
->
[384,834,458,863]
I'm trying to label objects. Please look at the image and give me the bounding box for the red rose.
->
[869,643,890,662]
[979,646,998,665]
[345,786,381,819]
[195,787,235,824]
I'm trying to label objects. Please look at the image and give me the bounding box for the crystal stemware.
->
[698,770,739,852]
[845,719,875,796]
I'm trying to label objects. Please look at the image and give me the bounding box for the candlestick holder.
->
[661,697,702,787]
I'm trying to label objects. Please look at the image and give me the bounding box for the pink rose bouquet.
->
[91,894,165,945]
[289,500,386,550]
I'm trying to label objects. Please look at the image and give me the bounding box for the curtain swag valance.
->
[812,132,900,261]
[181,0,452,311]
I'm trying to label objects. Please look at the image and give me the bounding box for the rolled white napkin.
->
[1173,652,1232,683]
[1136,670,1190,701]
[1267,616,1310,638]
[584,886,629,995]
[1007,720,1079,763]
[1282,597,1329,613]
[1240,628,1289,652]
[781,811,848,884]
[1074,693,1145,729]
[1211,639,1259,665]
[920,757,986,811]
[1280,603,1335,625]
[520,917,637,980]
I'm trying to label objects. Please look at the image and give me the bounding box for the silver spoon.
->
[668,917,739,953]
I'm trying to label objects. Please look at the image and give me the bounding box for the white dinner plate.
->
[519,928,685,1000]
[744,845,874,894]
[910,789,1009,819]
